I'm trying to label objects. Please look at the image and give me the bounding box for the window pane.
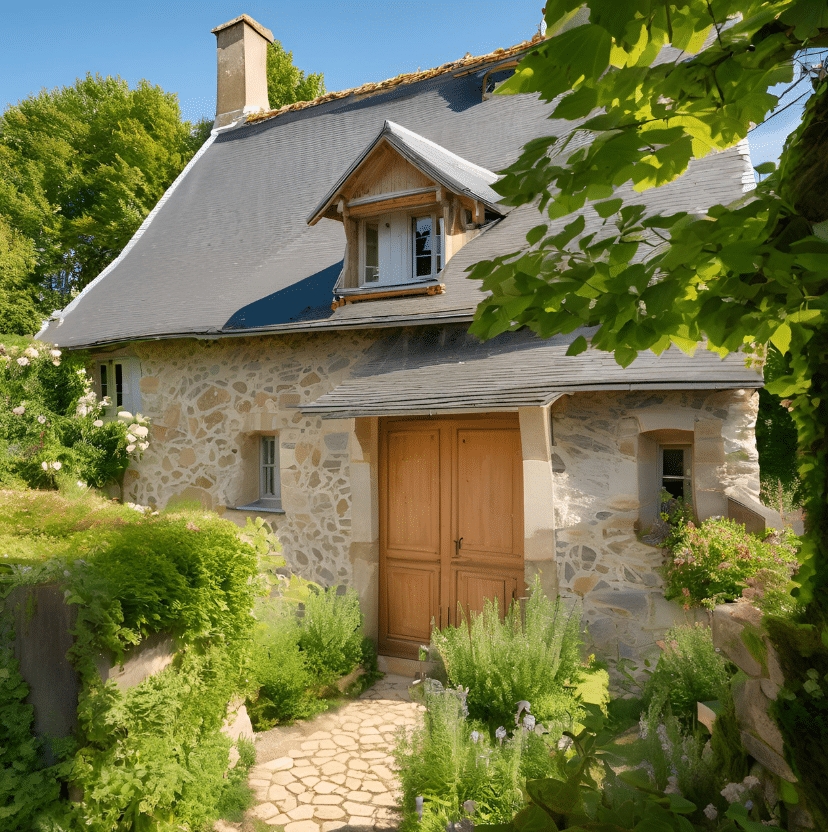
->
[364,223,379,283]
[261,436,280,501]
[115,363,124,407]
[662,448,684,477]
[413,216,432,277]
[436,217,443,271]
[100,364,108,399]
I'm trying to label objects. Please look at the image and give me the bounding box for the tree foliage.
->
[266,40,325,108]
[0,74,209,320]
[470,0,828,605]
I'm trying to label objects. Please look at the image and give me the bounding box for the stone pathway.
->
[246,674,423,832]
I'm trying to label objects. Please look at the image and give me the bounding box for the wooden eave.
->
[307,129,503,227]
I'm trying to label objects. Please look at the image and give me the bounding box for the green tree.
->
[266,40,325,109]
[0,74,210,319]
[0,217,41,334]
[469,1,828,819]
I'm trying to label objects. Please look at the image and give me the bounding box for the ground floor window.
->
[95,357,142,417]
[660,445,692,502]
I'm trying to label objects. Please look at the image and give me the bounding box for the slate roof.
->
[39,38,753,350]
[301,325,763,418]
[307,120,504,225]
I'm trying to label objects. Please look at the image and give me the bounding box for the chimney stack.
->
[211,14,274,128]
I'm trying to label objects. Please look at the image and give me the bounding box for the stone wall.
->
[550,388,761,663]
[125,331,375,590]
[115,332,763,665]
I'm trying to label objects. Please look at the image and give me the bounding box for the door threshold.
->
[377,654,423,678]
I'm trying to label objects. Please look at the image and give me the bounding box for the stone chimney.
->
[211,14,274,128]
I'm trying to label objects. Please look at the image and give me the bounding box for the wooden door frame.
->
[378,412,523,658]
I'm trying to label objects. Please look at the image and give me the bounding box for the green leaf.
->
[566,335,589,356]
[754,162,776,175]
[526,224,549,245]
[770,322,792,355]
[594,198,623,219]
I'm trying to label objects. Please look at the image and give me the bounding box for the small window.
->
[660,445,692,502]
[259,435,281,509]
[235,435,283,513]
[359,213,444,287]
[95,357,141,417]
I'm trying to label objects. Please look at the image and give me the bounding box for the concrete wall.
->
[4,585,178,762]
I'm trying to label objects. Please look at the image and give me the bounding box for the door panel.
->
[456,429,522,557]
[385,429,440,555]
[380,416,524,658]
[453,569,519,624]
[384,563,439,643]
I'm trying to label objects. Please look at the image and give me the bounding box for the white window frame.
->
[659,444,692,504]
[95,357,142,418]
[236,434,283,513]
[359,211,444,287]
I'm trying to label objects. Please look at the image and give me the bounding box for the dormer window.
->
[307,120,506,303]
[360,213,444,287]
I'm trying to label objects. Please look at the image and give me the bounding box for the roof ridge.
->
[245,35,543,126]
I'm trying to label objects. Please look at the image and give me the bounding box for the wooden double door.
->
[379,415,524,658]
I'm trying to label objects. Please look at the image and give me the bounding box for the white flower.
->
[24,347,38,358]
[131,424,149,438]
[77,481,86,488]
[52,360,60,366]
[51,461,61,470]
[16,357,29,366]
[101,396,111,406]
[495,726,507,744]
[12,405,25,415]
[126,444,136,453]
[742,775,760,790]
[138,441,149,451]
[76,368,86,375]
[665,776,680,794]
[76,405,89,417]
[470,730,480,744]
[93,419,103,427]
[37,415,46,424]
[49,349,61,358]
[126,433,137,443]
[117,411,133,420]
[721,782,745,803]
[41,462,48,471]
[523,714,536,731]
[704,804,718,821]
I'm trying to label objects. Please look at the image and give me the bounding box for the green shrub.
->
[247,612,327,729]
[0,337,146,491]
[299,585,363,685]
[664,518,800,611]
[396,682,554,832]
[643,623,734,727]
[431,578,584,730]
[0,489,261,831]
[0,644,62,830]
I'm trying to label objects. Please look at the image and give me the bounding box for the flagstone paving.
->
[246,674,423,831]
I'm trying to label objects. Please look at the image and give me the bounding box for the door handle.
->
[454,537,463,558]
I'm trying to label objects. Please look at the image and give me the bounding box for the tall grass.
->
[431,578,583,730]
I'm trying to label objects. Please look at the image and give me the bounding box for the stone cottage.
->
[39,14,774,665]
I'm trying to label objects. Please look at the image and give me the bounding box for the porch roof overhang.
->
[300,325,764,419]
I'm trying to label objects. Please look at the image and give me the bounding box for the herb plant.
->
[643,624,734,728]
[432,577,584,730]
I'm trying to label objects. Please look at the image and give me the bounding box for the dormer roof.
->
[306,120,505,226]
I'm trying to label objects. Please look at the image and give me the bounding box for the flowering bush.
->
[0,336,148,489]
[663,518,800,611]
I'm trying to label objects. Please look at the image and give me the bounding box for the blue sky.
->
[0,0,812,174]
